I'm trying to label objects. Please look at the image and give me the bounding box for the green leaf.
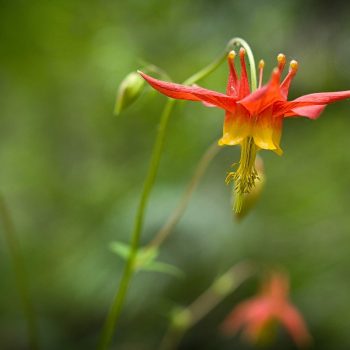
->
[109,242,181,277]
[109,241,159,269]
[135,247,158,268]
[109,241,130,260]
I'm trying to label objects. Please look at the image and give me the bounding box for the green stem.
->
[0,196,39,350]
[98,98,174,350]
[159,261,255,350]
[183,54,226,86]
[98,51,228,350]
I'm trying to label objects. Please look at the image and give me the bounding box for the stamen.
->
[280,60,299,98]
[239,48,250,97]
[227,50,239,96]
[228,50,236,60]
[277,53,286,73]
[258,59,265,88]
[289,59,298,72]
[226,137,259,213]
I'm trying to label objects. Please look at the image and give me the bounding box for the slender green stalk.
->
[146,141,220,250]
[98,98,174,350]
[98,50,229,350]
[159,261,255,350]
[182,54,226,85]
[0,196,39,350]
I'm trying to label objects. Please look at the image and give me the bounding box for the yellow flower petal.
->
[252,107,283,155]
[219,109,251,146]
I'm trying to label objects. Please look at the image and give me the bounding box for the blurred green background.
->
[1,0,350,349]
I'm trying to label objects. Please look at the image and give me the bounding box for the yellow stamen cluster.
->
[226,137,259,213]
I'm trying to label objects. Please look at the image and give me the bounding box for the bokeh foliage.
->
[1,0,350,349]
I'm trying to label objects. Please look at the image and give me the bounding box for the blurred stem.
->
[98,48,231,350]
[98,98,174,350]
[146,141,220,250]
[159,261,255,350]
[0,196,39,350]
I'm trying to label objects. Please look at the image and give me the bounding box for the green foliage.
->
[110,241,183,277]
[1,1,350,349]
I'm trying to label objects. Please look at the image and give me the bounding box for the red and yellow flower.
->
[139,49,350,212]
[221,272,311,348]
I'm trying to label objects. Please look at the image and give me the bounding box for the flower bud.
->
[234,155,265,221]
[114,71,145,115]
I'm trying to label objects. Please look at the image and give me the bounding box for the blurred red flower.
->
[221,272,311,347]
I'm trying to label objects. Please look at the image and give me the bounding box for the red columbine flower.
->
[139,48,350,212]
[221,272,311,348]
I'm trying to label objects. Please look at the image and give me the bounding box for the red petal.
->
[139,71,237,112]
[239,69,282,115]
[239,49,250,98]
[292,90,350,104]
[280,69,297,99]
[201,101,217,107]
[226,57,239,97]
[279,304,312,347]
[278,90,350,119]
[285,104,326,119]
[221,300,255,335]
